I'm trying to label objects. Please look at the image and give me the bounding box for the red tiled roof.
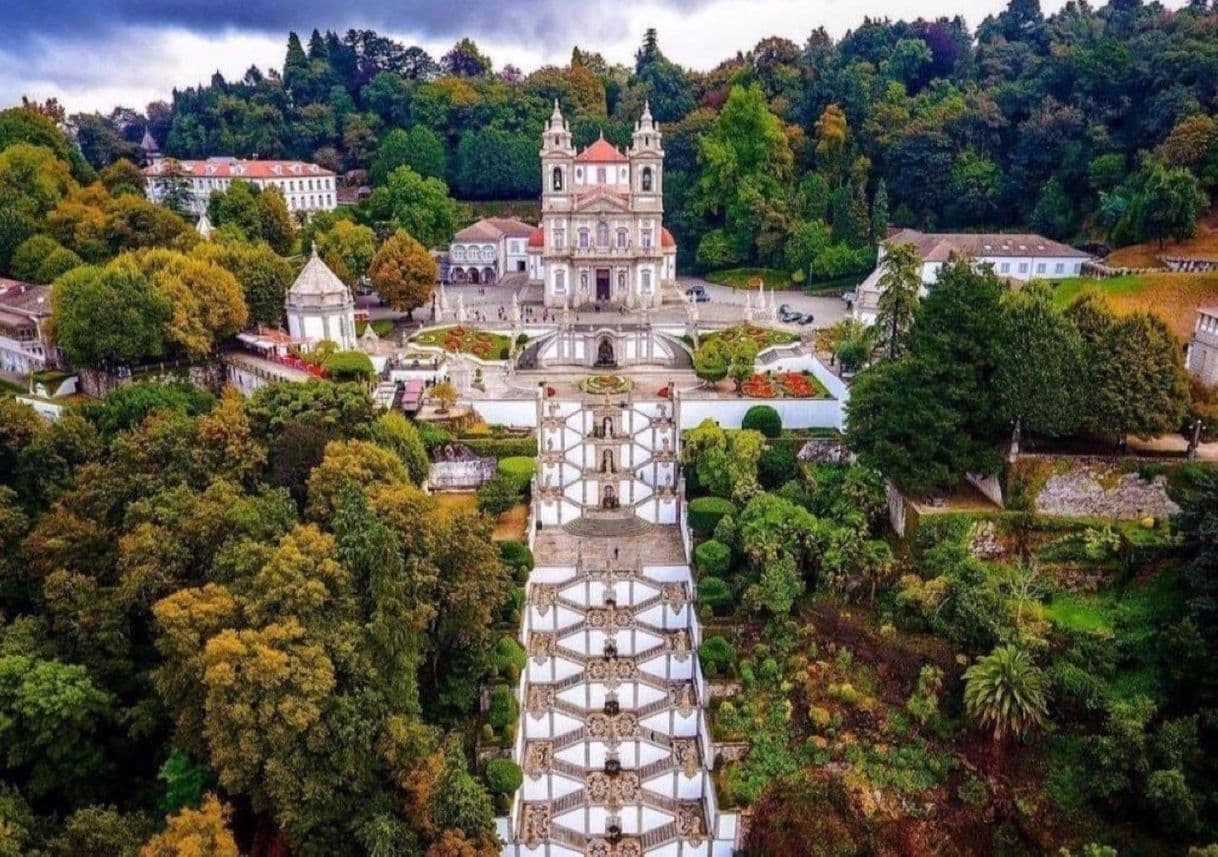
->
[142,157,334,179]
[661,228,676,249]
[527,227,544,249]
[575,138,628,163]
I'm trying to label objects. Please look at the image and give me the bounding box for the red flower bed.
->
[740,372,825,399]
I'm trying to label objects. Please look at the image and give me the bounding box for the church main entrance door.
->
[596,268,611,301]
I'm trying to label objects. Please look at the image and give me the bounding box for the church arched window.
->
[551,167,563,191]
[641,167,653,192]
[596,221,609,247]
[578,228,590,249]
[617,228,628,249]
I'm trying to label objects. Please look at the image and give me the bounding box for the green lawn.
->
[1053,272,1218,340]
[412,325,516,359]
[0,377,25,397]
[356,319,395,338]
[1044,568,1183,637]
[1044,592,1113,634]
[705,268,797,289]
[1053,276,1147,307]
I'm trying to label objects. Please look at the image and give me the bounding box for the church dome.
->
[287,245,353,309]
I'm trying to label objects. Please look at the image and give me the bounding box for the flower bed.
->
[580,374,633,395]
[740,371,827,399]
[703,324,798,351]
[412,326,511,360]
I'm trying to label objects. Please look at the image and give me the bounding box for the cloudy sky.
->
[0,0,1146,114]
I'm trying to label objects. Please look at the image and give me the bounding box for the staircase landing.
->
[562,513,654,538]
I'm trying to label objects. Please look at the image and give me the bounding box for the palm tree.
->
[873,241,922,360]
[963,644,1049,741]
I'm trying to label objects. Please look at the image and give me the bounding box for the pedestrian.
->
[613,547,619,561]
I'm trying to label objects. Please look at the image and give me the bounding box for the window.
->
[554,270,566,293]
[597,167,606,184]
[552,167,563,191]
[641,270,652,294]
[1055,262,1064,274]
[1018,262,1029,274]
[617,229,628,249]
[641,167,653,192]
[555,228,565,249]
[596,221,609,247]
[1000,262,1010,273]
[1036,263,1046,274]
[642,229,653,250]
[578,229,589,249]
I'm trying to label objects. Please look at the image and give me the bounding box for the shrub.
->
[322,350,376,382]
[460,436,537,458]
[742,405,782,438]
[712,514,736,548]
[758,443,798,490]
[485,759,523,795]
[36,246,82,283]
[698,577,733,615]
[698,636,736,678]
[488,685,516,729]
[493,636,526,676]
[694,539,731,577]
[688,497,737,534]
[417,422,452,448]
[479,723,495,742]
[477,475,521,516]
[499,540,534,573]
[497,456,535,493]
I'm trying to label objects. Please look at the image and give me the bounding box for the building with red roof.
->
[528,101,677,308]
[143,156,338,218]
[447,217,536,285]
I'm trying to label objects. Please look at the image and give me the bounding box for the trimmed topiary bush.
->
[493,636,527,676]
[758,443,798,490]
[485,758,524,794]
[698,577,734,616]
[699,636,736,678]
[742,404,782,438]
[688,497,737,534]
[488,684,516,729]
[694,539,731,577]
[497,456,536,493]
[499,540,535,573]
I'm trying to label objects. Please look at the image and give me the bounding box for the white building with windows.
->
[142,156,338,217]
[0,279,57,375]
[285,246,357,350]
[448,217,536,284]
[530,101,677,308]
[854,229,1092,324]
[1188,305,1218,387]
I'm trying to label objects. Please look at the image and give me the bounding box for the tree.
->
[367,167,461,250]
[681,420,764,501]
[369,229,436,317]
[139,795,238,857]
[692,342,728,388]
[441,38,492,77]
[964,644,1049,741]
[873,241,921,359]
[695,85,793,264]
[0,655,114,802]
[372,127,447,186]
[1130,161,1208,248]
[115,249,248,359]
[0,143,76,219]
[1086,310,1190,442]
[191,238,294,328]
[87,380,215,437]
[51,265,170,368]
[430,381,459,414]
[370,411,430,484]
[306,439,409,521]
[994,282,1088,437]
[744,554,804,617]
[741,405,782,438]
[49,806,150,857]
[323,350,376,383]
[254,186,294,254]
[206,180,261,241]
[317,219,377,286]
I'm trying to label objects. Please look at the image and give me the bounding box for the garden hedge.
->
[497,456,536,493]
[742,404,782,438]
[488,684,516,729]
[688,497,737,534]
[499,540,535,573]
[694,539,731,577]
[460,436,537,459]
[493,636,527,676]
[485,758,523,794]
[698,636,736,678]
[758,443,798,490]
[698,577,734,616]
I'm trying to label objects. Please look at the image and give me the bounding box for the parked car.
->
[685,284,711,303]
[779,303,814,325]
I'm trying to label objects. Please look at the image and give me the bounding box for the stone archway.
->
[469,268,481,285]
[483,266,495,284]
[452,267,468,284]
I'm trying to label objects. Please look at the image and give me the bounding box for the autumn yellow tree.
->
[139,794,239,857]
[368,229,437,318]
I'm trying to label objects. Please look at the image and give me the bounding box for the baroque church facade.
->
[528,102,677,309]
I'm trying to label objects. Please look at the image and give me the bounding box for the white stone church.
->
[528,102,677,309]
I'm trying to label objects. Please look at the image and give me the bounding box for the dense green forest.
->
[63,1,1218,279]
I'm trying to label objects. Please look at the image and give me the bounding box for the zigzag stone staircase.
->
[498,397,738,857]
